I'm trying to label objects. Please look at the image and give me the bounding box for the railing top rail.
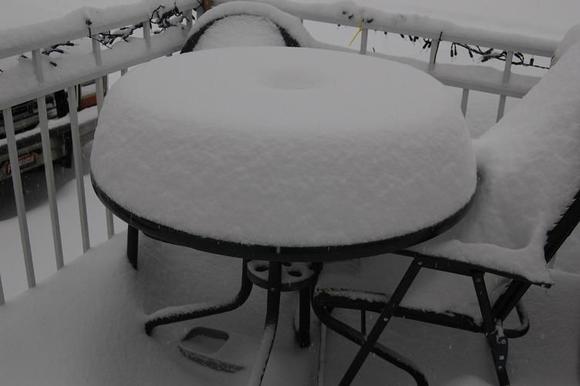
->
[0,0,558,61]
[216,0,558,57]
[0,0,197,60]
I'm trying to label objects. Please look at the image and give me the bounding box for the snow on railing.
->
[0,0,559,301]
[219,0,558,119]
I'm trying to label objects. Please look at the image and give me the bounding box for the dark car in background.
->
[0,82,100,181]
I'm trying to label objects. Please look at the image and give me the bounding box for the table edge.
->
[92,173,476,262]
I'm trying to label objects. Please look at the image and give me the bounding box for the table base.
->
[144,257,319,386]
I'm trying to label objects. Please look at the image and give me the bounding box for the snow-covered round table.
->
[91,47,476,385]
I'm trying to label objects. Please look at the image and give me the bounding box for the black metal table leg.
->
[247,262,282,386]
[296,286,311,347]
[145,259,253,335]
[127,225,139,270]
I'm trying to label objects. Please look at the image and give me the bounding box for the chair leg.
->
[472,272,511,386]
[487,327,510,386]
[340,261,422,385]
[313,300,427,386]
[295,286,311,347]
[126,225,139,270]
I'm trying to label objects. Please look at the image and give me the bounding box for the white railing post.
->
[3,108,36,288]
[91,38,102,66]
[96,74,115,239]
[185,10,193,28]
[0,275,5,305]
[143,20,152,48]
[38,96,65,269]
[428,34,441,72]
[32,49,44,83]
[67,86,91,252]
[497,51,514,122]
[359,28,368,55]
[461,88,470,116]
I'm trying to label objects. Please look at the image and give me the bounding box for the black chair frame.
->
[313,189,580,386]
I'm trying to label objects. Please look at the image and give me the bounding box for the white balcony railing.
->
[0,0,559,303]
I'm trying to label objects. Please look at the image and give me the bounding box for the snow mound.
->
[91,47,476,247]
[555,24,580,62]
[0,235,201,386]
[415,41,580,283]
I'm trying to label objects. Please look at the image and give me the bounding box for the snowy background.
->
[1,0,579,298]
[0,1,579,385]
[2,0,580,40]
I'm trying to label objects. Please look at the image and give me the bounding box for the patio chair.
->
[180,1,316,53]
[312,38,580,385]
[126,1,317,270]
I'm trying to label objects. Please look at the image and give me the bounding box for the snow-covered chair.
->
[312,33,580,385]
[180,1,317,53]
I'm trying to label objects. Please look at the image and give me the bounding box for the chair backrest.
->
[181,1,316,53]
[444,39,580,265]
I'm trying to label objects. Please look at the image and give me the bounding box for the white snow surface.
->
[0,234,320,385]
[555,23,580,62]
[91,47,476,247]
[413,41,580,283]
[187,1,318,50]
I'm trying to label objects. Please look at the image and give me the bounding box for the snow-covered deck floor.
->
[0,232,578,385]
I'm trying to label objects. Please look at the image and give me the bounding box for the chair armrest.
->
[396,249,551,287]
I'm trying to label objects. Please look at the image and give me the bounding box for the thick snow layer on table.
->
[187,1,318,51]
[414,41,580,283]
[91,47,476,247]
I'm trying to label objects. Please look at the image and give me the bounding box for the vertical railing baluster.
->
[359,28,368,55]
[0,274,5,305]
[38,96,64,269]
[67,86,90,252]
[497,51,514,122]
[3,108,36,288]
[428,35,441,72]
[32,49,44,83]
[143,20,152,48]
[96,75,115,239]
[92,37,102,66]
[461,88,470,116]
[185,10,193,34]
[33,46,65,268]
